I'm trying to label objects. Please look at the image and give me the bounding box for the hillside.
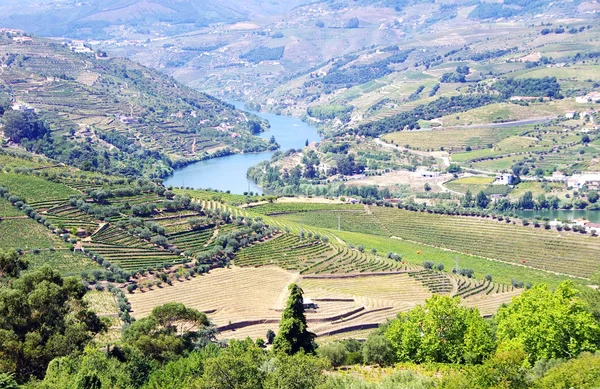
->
[104,0,598,99]
[0,31,274,178]
[0,0,312,38]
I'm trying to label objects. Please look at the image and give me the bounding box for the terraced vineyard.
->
[85,225,183,271]
[234,234,408,274]
[371,207,600,279]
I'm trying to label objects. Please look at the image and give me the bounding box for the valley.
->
[0,0,600,388]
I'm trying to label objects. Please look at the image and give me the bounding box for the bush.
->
[423,260,435,269]
[318,342,347,368]
[362,334,396,366]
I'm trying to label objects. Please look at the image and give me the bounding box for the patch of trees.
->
[469,0,551,20]
[307,105,353,120]
[315,49,412,89]
[355,94,500,137]
[440,65,470,83]
[470,47,517,61]
[240,46,285,64]
[492,77,562,98]
[2,111,49,143]
[0,265,105,382]
[407,85,425,101]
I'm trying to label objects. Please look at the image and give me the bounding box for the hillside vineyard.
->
[0,0,600,387]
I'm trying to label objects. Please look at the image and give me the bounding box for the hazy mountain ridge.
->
[0,0,312,38]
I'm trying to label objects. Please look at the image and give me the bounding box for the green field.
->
[0,173,80,202]
[0,198,25,217]
[444,176,495,193]
[26,249,102,276]
[0,218,65,250]
[274,206,600,280]
[383,127,522,151]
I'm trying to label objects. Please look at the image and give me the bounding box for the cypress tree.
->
[273,283,316,355]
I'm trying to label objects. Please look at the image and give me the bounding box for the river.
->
[512,209,600,224]
[163,102,322,194]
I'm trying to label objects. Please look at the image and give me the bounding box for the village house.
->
[576,91,600,104]
[416,169,441,178]
[493,174,515,185]
[565,111,577,119]
[567,173,600,189]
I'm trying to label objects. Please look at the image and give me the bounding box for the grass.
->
[0,173,80,202]
[444,176,495,194]
[382,127,522,151]
[508,181,567,201]
[0,198,25,217]
[331,229,575,288]
[25,250,102,276]
[0,218,65,250]
[249,202,363,215]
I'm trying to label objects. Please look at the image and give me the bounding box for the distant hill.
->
[0,0,311,38]
[0,32,273,178]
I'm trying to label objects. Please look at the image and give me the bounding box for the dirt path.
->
[204,228,219,247]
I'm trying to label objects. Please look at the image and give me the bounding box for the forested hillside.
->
[0,32,274,178]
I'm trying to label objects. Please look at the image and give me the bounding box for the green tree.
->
[462,189,473,207]
[0,250,27,279]
[362,333,396,366]
[2,111,48,143]
[495,281,600,365]
[476,191,490,209]
[534,352,600,389]
[199,340,265,389]
[265,352,328,389]
[385,295,494,364]
[317,342,347,367]
[273,284,316,355]
[122,303,210,362]
[0,266,105,381]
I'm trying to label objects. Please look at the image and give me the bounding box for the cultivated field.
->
[127,265,521,340]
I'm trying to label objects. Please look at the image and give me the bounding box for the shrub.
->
[423,260,435,269]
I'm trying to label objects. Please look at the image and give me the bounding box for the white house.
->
[576,92,600,104]
[567,173,600,189]
[565,111,577,119]
[417,169,441,178]
[493,174,514,185]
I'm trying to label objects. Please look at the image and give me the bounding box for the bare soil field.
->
[127,266,520,340]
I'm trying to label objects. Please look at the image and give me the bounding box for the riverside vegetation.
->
[1,0,600,387]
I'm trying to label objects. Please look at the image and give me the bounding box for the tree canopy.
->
[385,295,494,364]
[0,266,105,382]
[495,281,600,364]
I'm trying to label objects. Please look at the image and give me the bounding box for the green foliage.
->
[317,342,347,367]
[492,77,562,99]
[385,295,494,364]
[2,111,49,143]
[240,46,285,64]
[534,352,600,389]
[0,266,105,381]
[362,334,395,366]
[121,303,210,362]
[0,373,20,389]
[0,250,27,279]
[495,281,600,364]
[273,284,316,355]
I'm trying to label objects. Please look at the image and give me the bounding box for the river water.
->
[163,102,322,194]
[512,209,600,224]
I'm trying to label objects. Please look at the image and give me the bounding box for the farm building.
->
[11,103,34,113]
[565,111,577,119]
[567,173,600,189]
[576,92,600,104]
[302,298,318,310]
[417,170,441,178]
[493,174,514,185]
